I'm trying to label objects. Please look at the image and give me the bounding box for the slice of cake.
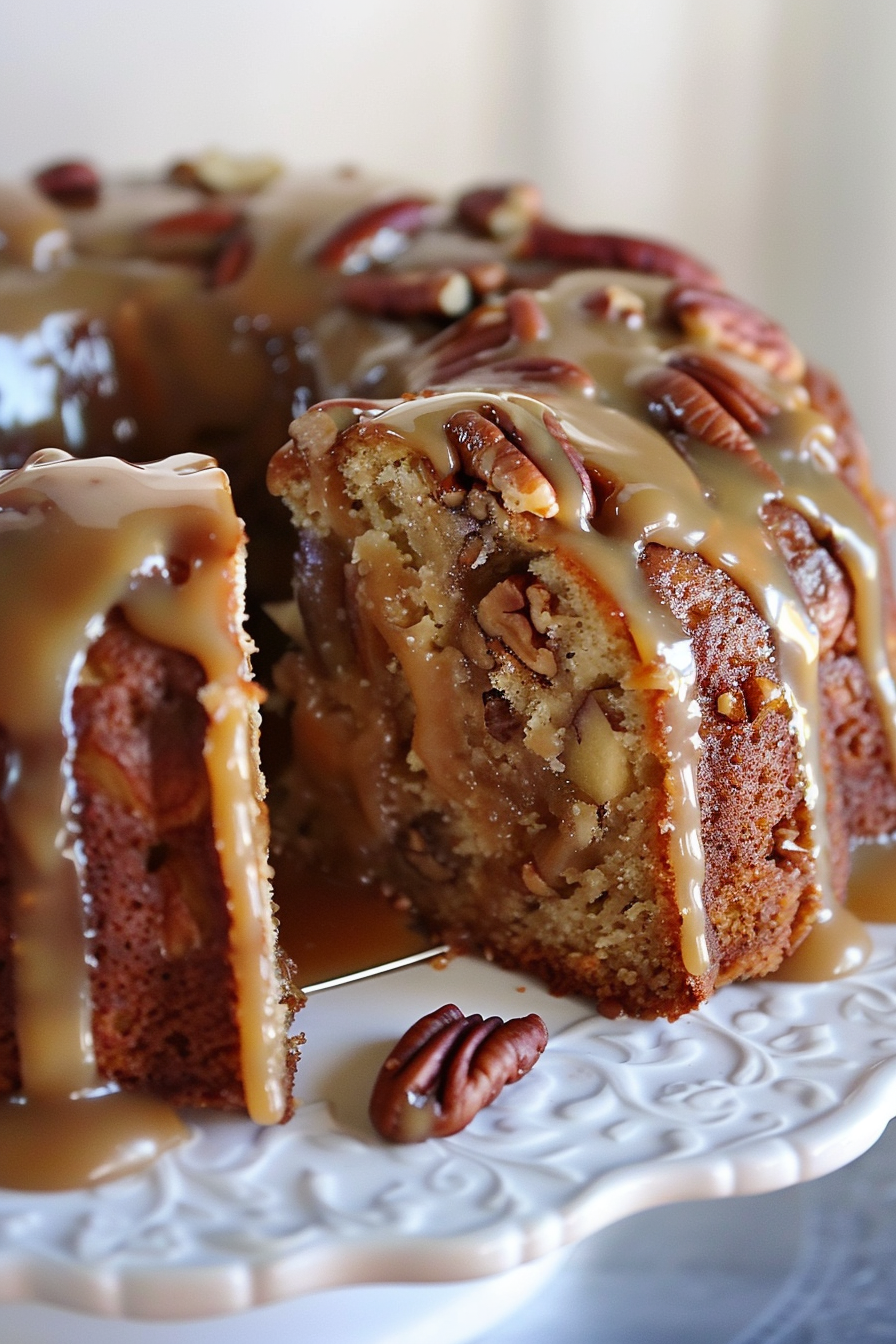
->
[268,269,896,1019]
[0,450,298,1169]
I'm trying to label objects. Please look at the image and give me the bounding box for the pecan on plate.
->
[445,409,558,518]
[369,1004,548,1142]
[663,284,805,382]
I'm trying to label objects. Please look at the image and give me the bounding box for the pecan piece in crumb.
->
[313,195,435,272]
[477,575,557,677]
[446,409,558,518]
[340,268,473,318]
[521,222,720,287]
[267,407,339,494]
[369,1004,548,1142]
[456,182,543,238]
[33,160,101,207]
[664,284,805,382]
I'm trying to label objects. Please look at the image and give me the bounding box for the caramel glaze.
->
[0,450,287,1189]
[297,268,896,984]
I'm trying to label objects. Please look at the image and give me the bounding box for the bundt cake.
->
[1,153,895,1179]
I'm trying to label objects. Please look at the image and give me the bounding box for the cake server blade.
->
[302,944,451,994]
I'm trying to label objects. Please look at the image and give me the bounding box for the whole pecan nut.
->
[369,1004,548,1142]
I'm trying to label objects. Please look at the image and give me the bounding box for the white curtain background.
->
[1,0,895,490]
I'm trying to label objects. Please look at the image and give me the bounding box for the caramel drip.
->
[378,270,896,980]
[848,837,896,922]
[0,450,286,1167]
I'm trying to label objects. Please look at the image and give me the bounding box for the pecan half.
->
[664,284,804,381]
[667,351,779,436]
[340,268,473,318]
[445,409,558,517]
[543,408,596,517]
[418,306,513,384]
[483,355,596,395]
[314,195,435,272]
[369,1004,548,1142]
[639,365,758,457]
[211,230,254,287]
[456,182,543,238]
[505,289,551,342]
[477,574,557,677]
[521,221,720,287]
[582,283,646,328]
[168,150,282,195]
[33,160,101,207]
[141,207,244,263]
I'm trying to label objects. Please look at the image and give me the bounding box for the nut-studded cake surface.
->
[269,266,896,1018]
[2,155,896,1063]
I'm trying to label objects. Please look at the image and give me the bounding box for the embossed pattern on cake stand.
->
[3,924,896,1321]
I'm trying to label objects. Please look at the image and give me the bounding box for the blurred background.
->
[1,0,894,487]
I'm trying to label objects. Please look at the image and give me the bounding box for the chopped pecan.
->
[267,407,340,494]
[340,268,473,318]
[582,283,646,328]
[456,182,543,238]
[33,160,101,207]
[667,351,779,436]
[477,575,557,677]
[664,284,804,381]
[314,195,435,272]
[521,222,720,286]
[168,150,281,195]
[446,410,558,518]
[742,674,787,724]
[464,261,509,296]
[369,1004,548,1142]
[506,289,551,342]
